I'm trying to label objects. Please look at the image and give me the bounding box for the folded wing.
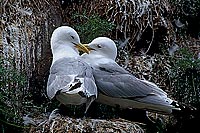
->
[47,57,97,106]
[94,62,167,98]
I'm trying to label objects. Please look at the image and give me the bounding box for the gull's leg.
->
[83,96,96,118]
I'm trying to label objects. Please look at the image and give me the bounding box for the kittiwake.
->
[82,37,180,114]
[47,26,97,115]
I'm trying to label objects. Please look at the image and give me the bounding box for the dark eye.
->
[70,35,74,39]
[97,44,102,48]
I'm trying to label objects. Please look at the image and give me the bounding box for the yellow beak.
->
[82,44,95,51]
[75,44,90,54]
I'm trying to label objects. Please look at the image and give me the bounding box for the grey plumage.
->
[93,62,174,114]
[47,57,97,112]
[82,37,180,114]
[93,63,167,97]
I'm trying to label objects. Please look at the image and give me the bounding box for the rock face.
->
[29,115,144,133]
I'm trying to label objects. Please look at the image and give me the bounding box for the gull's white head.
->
[87,37,117,60]
[51,26,80,50]
[50,26,89,62]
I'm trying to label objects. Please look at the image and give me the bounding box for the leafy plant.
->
[72,12,115,43]
[170,48,200,105]
[0,58,30,132]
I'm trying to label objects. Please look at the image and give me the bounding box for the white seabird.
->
[82,37,180,114]
[47,26,97,114]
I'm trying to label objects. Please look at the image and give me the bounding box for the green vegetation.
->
[170,48,200,105]
[72,13,115,43]
[0,58,29,132]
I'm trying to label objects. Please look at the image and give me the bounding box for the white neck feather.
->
[52,43,79,64]
[82,53,115,66]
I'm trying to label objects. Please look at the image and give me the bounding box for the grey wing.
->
[47,73,70,99]
[47,58,97,99]
[93,62,167,98]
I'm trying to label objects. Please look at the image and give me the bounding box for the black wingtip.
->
[172,102,197,116]
[171,101,180,108]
